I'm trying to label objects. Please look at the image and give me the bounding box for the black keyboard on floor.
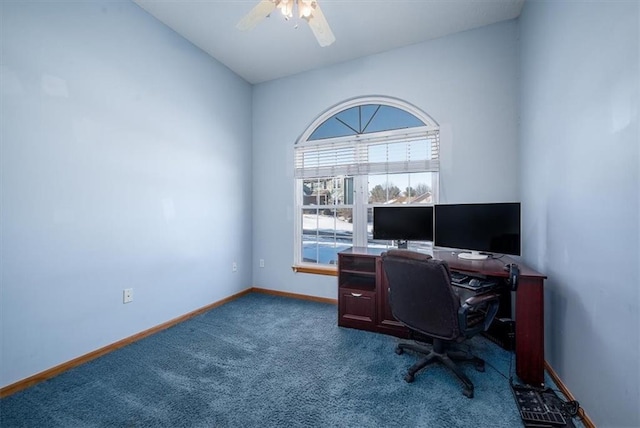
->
[512,384,567,426]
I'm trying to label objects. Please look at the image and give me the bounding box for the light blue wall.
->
[520,1,639,426]
[252,21,520,299]
[0,1,253,388]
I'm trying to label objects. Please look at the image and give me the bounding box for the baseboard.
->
[544,361,595,428]
[0,288,253,398]
[251,287,338,305]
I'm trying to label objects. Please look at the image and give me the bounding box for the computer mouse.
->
[469,278,482,288]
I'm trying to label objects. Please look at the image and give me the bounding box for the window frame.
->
[293,96,440,270]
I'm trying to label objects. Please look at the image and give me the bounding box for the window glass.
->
[302,208,353,265]
[364,105,424,133]
[303,177,352,206]
[308,104,426,141]
[368,173,434,204]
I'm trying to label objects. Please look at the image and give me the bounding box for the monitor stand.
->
[458,251,489,260]
[396,240,408,249]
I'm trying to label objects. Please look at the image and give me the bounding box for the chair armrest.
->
[458,293,500,335]
[463,293,500,307]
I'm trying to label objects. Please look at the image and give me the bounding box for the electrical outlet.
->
[123,288,133,304]
[232,262,238,272]
[259,259,265,268]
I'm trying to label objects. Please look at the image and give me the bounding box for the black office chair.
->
[381,249,500,398]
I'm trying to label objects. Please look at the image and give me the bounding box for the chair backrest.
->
[382,250,461,341]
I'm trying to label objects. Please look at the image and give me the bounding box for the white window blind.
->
[294,129,439,179]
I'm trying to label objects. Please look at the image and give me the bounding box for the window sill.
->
[291,265,338,277]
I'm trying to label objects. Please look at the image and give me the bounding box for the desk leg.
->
[515,277,545,385]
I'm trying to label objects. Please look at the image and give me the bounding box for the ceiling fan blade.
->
[306,2,335,47]
[236,0,276,31]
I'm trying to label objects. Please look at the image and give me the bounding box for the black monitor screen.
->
[373,206,434,241]
[434,203,521,256]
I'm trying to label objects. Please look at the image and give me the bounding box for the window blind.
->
[294,129,439,179]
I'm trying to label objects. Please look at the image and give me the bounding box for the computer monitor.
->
[373,206,434,247]
[434,202,521,260]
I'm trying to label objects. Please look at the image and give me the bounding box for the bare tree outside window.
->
[369,184,401,203]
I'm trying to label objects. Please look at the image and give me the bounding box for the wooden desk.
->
[337,247,546,386]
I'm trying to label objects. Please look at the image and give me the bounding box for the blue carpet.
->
[1,293,577,427]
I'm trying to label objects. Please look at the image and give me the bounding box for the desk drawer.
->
[339,288,377,329]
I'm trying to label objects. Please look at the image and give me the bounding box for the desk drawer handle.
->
[351,292,363,297]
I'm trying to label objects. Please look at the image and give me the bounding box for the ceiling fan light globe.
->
[277,0,293,18]
[297,0,313,18]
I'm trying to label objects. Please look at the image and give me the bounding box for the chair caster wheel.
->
[404,373,414,383]
[395,347,404,355]
[463,388,474,398]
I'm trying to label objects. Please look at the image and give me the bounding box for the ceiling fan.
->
[236,0,336,47]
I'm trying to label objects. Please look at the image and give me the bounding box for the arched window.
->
[294,96,440,268]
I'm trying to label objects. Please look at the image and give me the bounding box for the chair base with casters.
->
[395,337,485,398]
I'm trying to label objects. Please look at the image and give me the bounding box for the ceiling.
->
[133,0,525,84]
